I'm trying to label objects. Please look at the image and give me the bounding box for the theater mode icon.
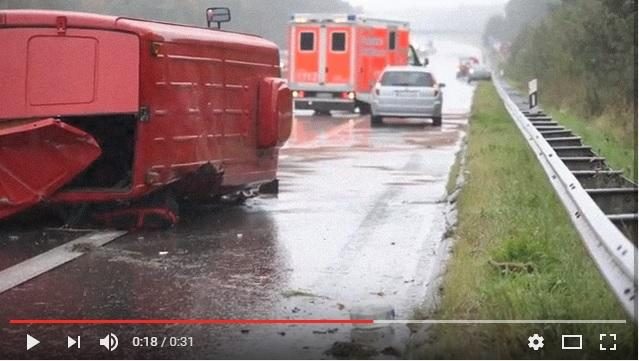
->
[561,335,582,350]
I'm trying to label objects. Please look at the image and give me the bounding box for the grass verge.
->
[548,108,637,182]
[413,83,636,359]
[506,78,636,182]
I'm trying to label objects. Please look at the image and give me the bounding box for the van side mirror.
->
[423,57,429,66]
[408,45,422,66]
[206,7,231,29]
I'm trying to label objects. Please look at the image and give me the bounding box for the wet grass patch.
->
[413,83,636,359]
[548,109,637,182]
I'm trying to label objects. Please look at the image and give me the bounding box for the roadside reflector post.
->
[528,78,539,114]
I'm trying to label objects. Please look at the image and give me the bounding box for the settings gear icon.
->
[528,333,544,351]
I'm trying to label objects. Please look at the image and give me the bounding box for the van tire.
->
[371,115,383,126]
[432,117,442,127]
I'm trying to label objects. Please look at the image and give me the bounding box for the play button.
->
[26,334,40,350]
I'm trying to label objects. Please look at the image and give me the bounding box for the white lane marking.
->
[0,230,127,294]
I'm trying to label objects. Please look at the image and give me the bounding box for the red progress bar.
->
[10,319,374,325]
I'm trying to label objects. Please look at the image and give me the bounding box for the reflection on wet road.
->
[0,38,477,359]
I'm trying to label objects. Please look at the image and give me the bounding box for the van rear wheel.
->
[432,116,442,127]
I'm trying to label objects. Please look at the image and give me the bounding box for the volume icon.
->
[99,333,118,351]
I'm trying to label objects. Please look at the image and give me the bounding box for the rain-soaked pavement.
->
[0,38,479,359]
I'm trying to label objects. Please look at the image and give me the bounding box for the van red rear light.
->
[341,92,355,100]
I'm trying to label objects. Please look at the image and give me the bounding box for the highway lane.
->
[0,38,478,359]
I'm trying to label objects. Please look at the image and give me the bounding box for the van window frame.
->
[299,31,316,52]
[389,31,397,50]
[330,31,347,53]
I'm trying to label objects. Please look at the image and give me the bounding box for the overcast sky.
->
[348,0,508,12]
[346,0,508,33]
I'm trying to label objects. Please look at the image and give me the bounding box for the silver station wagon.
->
[371,66,444,126]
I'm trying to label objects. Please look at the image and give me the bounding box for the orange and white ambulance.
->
[288,14,419,115]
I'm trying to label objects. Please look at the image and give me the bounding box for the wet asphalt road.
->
[0,38,479,359]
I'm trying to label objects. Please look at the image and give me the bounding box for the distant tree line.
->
[484,0,637,135]
[0,0,357,47]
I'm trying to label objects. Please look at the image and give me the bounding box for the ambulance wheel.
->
[371,115,383,126]
[432,117,442,127]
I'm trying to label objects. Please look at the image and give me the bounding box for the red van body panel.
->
[0,10,291,221]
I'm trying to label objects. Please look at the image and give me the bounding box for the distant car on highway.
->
[467,66,492,82]
[456,56,479,78]
[371,66,444,126]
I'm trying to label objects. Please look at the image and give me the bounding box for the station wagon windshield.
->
[381,71,434,87]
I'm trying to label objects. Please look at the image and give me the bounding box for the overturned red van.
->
[0,9,292,227]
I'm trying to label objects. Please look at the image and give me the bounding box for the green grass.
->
[548,108,637,182]
[505,77,637,182]
[412,83,636,359]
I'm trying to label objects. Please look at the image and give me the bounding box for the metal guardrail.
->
[493,77,637,320]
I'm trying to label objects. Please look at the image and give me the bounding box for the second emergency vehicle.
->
[288,14,420,115]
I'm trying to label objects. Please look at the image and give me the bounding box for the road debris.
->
[325,341,378,359]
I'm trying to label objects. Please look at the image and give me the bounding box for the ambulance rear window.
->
[300,32,315,51]
[331,32,346,52]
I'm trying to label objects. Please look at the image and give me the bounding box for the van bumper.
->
[294,98,355,112]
